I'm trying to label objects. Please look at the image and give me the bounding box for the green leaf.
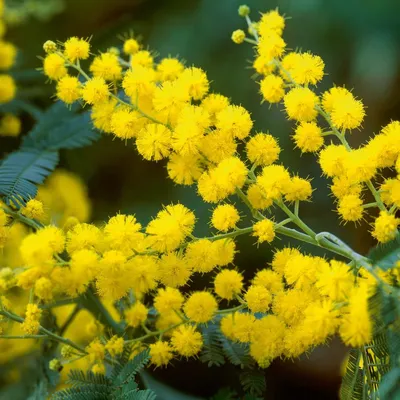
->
[67,370,112,388]
[0,148,59,204]
[113,350,150,387]
[23,108,98,151]
[51,386,111,400]
[200,324,225,367]
[239,369,266,396]
[219,336,253,368]
[0,102,100,205]
[113,388,157,400]
[340,349,364,400]
[209,387,237,400]
[368,235,400,271]
[379,367,400,399]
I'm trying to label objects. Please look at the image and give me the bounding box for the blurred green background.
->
[3,0,400,398]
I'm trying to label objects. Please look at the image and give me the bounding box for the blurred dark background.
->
[3,0,400,398]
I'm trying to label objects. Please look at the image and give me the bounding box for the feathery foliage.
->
[0,102,99,205]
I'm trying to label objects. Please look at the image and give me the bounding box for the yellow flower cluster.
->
[0,5,398,389]
[0,0,20,137]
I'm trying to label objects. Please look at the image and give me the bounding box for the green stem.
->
[59,304,81,336]
[216,304,246,315]
[0,335,47,339]
[80,288,124,335]
[125,321,185,344]
[40,297,79,309]
[276,199,316,238]
[4,209,42,230]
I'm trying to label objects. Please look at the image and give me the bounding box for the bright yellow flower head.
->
[184,291,218,323]
[64,37,90,62]
[171,325,203,358]
[214,269,243,300]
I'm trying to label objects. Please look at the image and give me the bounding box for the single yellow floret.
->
[171,325,203,358]
[245,285,272,313]
[293,121,323,153]
[64,37,90,62]
[214,269,243,300]
[260,74,285,103]
[253,219,275,243]
[211,204,240,232]
[0,74,16,103]
[184,291,218,323]
[125,302,148,328]
[284,87,319,122]
[231,29,246,44]
[372,211,399,243]
[82,77,109,105]
[56,75,81,104]
[246,133,280,166]
[22,199,46,221]
[149,341,174,367]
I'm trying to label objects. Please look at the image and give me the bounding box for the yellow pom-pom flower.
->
[216,105,253,140]
[43,53,67,80]
[158,252,192,288]
[0,74,16,103]
[253,219,275,244]
[157,57,184,81]
[105,335,124,357]
[258,9,285,36]
[231,29,246,44]
[246,133,280,166]
[214,269,243,300]
[293,121,324,153]
[184,291,218,323]
[284,87,319,122]
[123,38,140,55]
[260,74,285,103]
[0,40,17,70]
[64,37,90,62]
[372,211,399,243]
[125,302,148,328]
[337,194,364,222]
[149,341,174,367]
[56,75,81,104]
[185,239,218,273]
[82,77,109,105]
[211,204,240,232]
[22,199,46,221]
[0,113,21,136]
[146,204,195,253]
[90,52,122,81]
[284,176,312,202]
[171,325,203,358]
[245,285,272,313]
[154,287,184,314]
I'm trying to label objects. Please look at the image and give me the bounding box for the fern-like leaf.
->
[340,349,364,400]
[113,350,150,387]
[51,386,111,400]
[239,369,266,396]
[368,234,400,271]
[23,109,98,151]
[67,369,112,388]
[200,324,225,367]
[113,388,157,400]
[220,336,253,368]
[0,149,59,204]
[0,102,100,205]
